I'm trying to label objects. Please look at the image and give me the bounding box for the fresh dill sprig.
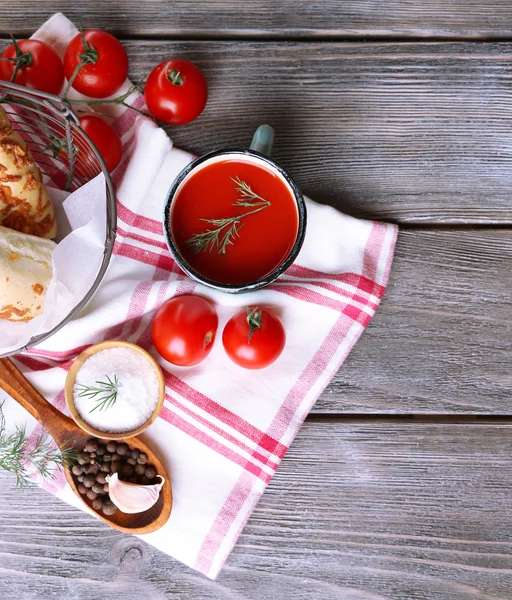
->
[75,374,120,413]
[230,176,269,207]
[0,402,77,488]
[186,177,271,255]
[187,217,244,255]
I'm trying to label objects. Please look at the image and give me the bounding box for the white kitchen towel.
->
[1,13,398,579]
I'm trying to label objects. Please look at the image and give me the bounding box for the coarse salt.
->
[73,347,160,433]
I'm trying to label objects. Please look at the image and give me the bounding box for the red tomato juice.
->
[170,158,299,284]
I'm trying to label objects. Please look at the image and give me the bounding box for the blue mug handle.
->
[250,124,274,157]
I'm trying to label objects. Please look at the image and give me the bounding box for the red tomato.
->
[152,295,218,366]
[222,307,285,370]
[144,58,207,125]
[79,115,122,173]
[0,39,64,95]
[63,30,128,98]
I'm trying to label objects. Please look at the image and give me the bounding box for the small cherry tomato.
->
[152,295,218,366]
[79,115,122,173]
[0,39,64,95]
[222,306,285,370]
[144,58,207,126]
[63,30,128,98]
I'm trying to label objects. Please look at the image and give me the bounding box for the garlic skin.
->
[105,472,164,514]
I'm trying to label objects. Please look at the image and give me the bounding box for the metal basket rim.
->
[0,81,117,358]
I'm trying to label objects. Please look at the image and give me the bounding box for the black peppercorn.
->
[86,489,98,500]
[131,448,140,460]
[96,445,106,456]
[127,457,137,466]
[134,463,145,476]
[140,476,151,485]
[77,484,87,495]
[86,464,100,475]
[102,499,118,515]
[92,497,103,511]
[144,466,156,479]
[103,483,109,493]
[92,483,104,494]
[111,453,120,462]
[96,472,107,485]
[116,443,129,456]
[100,463,111,473]
[102,454,112,463]
[77,452,89,465]
[121,463,134,477]
[83,475,95,488]
[137,453,148,465]
[77,475,84,483]
[106,441,117,453]
[85,438,98,453]
[72,464,83,476]
[111,461,121,473]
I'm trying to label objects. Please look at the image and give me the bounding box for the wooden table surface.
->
[1,3,511,599]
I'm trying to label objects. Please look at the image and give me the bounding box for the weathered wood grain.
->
[116,41,512,224]
[0,5,508,600]
[2,420,512,599]
[4,2,512,39]
[2,38,511,223]
[318,229,512,414]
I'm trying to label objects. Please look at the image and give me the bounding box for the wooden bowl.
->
[65,340,165,440]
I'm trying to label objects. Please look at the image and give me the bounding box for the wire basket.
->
[0,81,117,358]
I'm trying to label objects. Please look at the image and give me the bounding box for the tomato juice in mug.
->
[163,126,307,292]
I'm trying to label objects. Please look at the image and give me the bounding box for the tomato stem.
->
[68,80,151,117]
[246,307,262,343]
[1,36,34,84]
[63,31,99,99]
[204,330,214,347]
[77,31,99,65]
[166,69,184,86]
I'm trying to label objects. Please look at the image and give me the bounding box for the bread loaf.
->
[0,106,56,238]
[0,225,55,322]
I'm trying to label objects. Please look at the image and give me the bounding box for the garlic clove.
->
[105,472,164,514]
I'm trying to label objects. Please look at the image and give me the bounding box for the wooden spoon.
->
[0,357,172,534]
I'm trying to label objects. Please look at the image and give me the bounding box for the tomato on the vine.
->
[144,58,207,126]
[79,115,122,173]
[0,39,64,95]
[152,295,218,366]
[222,306,286,370]
[63,30,128,98]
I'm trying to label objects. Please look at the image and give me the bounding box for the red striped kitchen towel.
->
[1,13,398,578]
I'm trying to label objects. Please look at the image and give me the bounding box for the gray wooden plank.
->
[2,38,511,223]
[119,40,511,224]
[1,420,512,599]
[3,2,512,39]
[317,229,512,414]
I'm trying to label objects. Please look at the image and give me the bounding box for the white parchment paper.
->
[0,174,107,354]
